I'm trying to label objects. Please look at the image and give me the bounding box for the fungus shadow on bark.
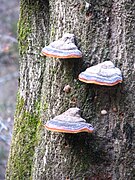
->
[64,133,111,166]
[59,58,83,79]
[81,83,123,114]
[62,84,124,166]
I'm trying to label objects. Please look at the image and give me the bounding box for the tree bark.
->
[6,0,135,180]
[6,0,49,179]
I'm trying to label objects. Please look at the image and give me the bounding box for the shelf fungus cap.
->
[45,107,94,133]
[41,33,82,59]
[78,61,122,86]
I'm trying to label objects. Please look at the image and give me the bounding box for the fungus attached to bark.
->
[101,110,107,115]
[41,33,82,59]
[63,85,71,93]
[45,107,94,133]
[78,61,122,86]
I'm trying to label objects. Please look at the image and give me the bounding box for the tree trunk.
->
[6,0,49,179]
[6,0,134,180]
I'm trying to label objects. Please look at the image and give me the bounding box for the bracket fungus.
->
[45,107,94,133]
[101,110,107,115]
[78,61,122,86]
[63,85,71,93]
[41,33,82,59]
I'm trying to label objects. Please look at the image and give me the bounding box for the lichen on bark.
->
[6,0,49,179]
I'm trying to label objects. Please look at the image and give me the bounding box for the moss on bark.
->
[6,0,49,179]
[6,94,43,179]
[6,0,135,179]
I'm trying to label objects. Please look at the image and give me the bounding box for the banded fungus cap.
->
[78,61,122,86]
[45,107,94,133]
[41,33,82,59]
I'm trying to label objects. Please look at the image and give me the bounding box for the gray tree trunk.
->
[6,0,135,180]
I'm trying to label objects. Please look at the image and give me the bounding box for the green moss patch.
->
[6,95,43,180]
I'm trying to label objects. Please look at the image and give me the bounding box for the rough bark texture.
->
[7,0,134,180]
[6,0,49,179]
